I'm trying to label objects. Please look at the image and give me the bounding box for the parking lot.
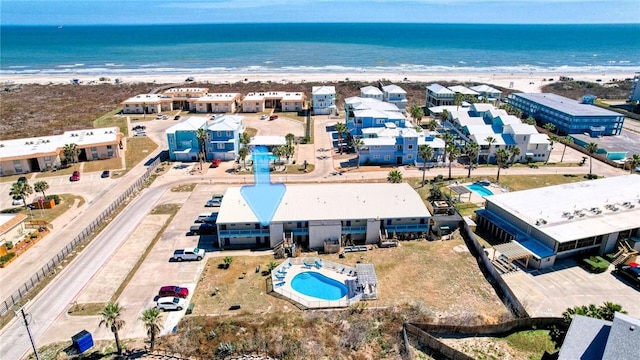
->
[504,258,640,318]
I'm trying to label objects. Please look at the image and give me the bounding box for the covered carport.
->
[448,185,473,202]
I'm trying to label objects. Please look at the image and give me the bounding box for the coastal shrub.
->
[6,241,14,250]
[0,253,16,265]
[46,194,61,204]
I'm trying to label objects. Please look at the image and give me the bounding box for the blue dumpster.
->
[72,330,94,353]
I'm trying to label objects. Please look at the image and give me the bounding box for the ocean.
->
[1,23,639,76]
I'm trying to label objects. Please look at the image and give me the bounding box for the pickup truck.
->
[171,248,205,261]
[188,223,216,236]
[614,263,640,288]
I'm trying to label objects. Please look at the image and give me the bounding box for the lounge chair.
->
[303,263,313,269]
[315,260,323,268]
[275,281,285,287]
[275,275,285,281]
[339,268,345,274]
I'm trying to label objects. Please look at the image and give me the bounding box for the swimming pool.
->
[466,183,494,197]
[291,272,348,300]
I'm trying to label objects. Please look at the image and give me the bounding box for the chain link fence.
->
[0,158,161,316]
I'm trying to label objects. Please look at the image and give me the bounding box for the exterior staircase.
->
[611,240,638,266]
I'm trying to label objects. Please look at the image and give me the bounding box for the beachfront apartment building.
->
[311,86,336,115]
[359,124,445,165]
[162,88,209,111]
[469,85,502,101]
[382,84,408,110]
[241,91,306,113]
[344,96,406,135]
[509,93,625,137]
[426,84,455,109]
[121,94,174,114]
[447,85,479,98]
[166,115,243,162]
[360,86,383,100]
[215,183,431,250]
[445,103,551,164]
[192,93,242,114]
[475,175,640,270]
[0,127,123,176]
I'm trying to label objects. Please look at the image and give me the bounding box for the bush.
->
[5,241,13,250]
[46,194,61,205]
[0,253,16,265]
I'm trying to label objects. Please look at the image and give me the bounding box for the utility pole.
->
[16,304,40,360]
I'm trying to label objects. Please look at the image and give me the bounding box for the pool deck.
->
[448,181,507,205]
[271,258,358,308]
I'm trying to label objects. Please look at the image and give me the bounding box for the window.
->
[384,155,391,161]
[107,151,114,157]
[92,153,98,160]
[91,147,97,151]
[408,145,413,150]
[373,155,380,159]
[226,131,231,137]
[216,131,222,137]
[217,143,225,149]
[107,145,112,150]
[44,156,51,161]
[407,154,413,160]
[374,145,381,149]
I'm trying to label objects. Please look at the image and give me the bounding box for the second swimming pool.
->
[291,272,348,300]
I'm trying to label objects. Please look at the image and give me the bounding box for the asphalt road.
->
[0,186,166,360]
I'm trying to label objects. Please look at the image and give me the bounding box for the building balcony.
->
[385,224,429,233]
[218,229,270,238]
[342,226,367,234]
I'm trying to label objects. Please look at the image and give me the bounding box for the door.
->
[396,156,403,165]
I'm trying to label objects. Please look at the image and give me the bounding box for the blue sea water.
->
[1,23,639,76]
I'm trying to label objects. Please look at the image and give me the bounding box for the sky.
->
[1,0,639,25]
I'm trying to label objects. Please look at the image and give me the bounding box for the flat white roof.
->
[217,183,431,224]
[485,175,640,243]
[512,93,622,117]
[243,91,305,101]
[250,136,286,146]
[122,94,170,104]
[194,93,240,102]
[0,127,121,160]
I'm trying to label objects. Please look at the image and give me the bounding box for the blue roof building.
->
[508,93,625,137]
[166,115,244,162]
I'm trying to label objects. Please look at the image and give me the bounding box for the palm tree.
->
[99,302,125,356]
[626,154,640,174]
[425,119,438,131]
[464,141,480,178]
[223,256,234,269]
[335,122,348,154]
[284,144,295,162]
[585,142,599,177]
[285,133,295,146]
[9,181,34,208]
[509,147,521,165]
[441,109,450,123]
[63,143,80,165]
[446,143,461,180]
[387,170,403,183]
[239,131,252,146]
[272,146,286,166]
[559,136,573,163]
[141,102,147,118]
[495,148,510,182]
[409,104,424,124]
[524,116,536,125]
[440,133,455,164]
[33,181,49,198]
[543,122,556,134]
[140,308,163,351]
[454,92,464,110]
[195,128,208,166]
[418,145,434,186]
[484,136,496,165]
[238,146,249,170]
[351,137,364,168]
[267,261,278,273]
[546,135,558,164]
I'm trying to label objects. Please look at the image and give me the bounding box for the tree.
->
[524,116,536,125]
[33,181,49,198]
[543,122,556,134]
[446,143,460,180]
[99,302,125,356]
[9,181,33,208]
[495,148,510,182]
[140,308,163,351]
[454,92,464,110]
[351,137,364,169]
[285,133,295,146]
[284,144,295,161]
[626,154,640,174]
[441,109,450,122]
[387,170,403,183]
[418,145,434,186]
[267,261,278,273]
[484,136,497,165]
[559,136,573,163]
[63,143,80,164]
[425,119,438,131]
[509,147,521,165]
[335,122,348,154]
[238,146,249,169]
[195,128,208,165]
[464,141,480,178]
[409,104,424,123]
[223,256,234,269]
[440,133,455,164]
[240,131,252,146]
[585,142,599,177]
[272,146,286,165]
[546,135,558,164]
[550,302,626,347]
[141,102,147,118]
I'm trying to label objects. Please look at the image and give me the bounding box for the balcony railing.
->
[385,224,429,233]
[218,229,270,238]
[342,226,367,234]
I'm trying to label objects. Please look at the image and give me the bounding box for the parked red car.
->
[269,115,278,120]
[70,170,80,181]
[210,159,222,168]
[158,285,189,299]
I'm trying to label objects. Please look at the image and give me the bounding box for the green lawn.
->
[93,108,128,136]
[124,137,158,170]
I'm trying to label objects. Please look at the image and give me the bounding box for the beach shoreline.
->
[0,71,633,93]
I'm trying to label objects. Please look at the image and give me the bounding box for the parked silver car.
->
[156,296,187,311]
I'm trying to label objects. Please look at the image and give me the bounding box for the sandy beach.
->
[1,71,634,93]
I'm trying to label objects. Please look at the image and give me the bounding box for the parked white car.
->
[156,296,187,311]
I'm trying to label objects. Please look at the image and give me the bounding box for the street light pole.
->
[16,304,40,360]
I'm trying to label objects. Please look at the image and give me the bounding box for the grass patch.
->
[455,202,480,217]
[67,302,107,316]
[3,194,85,224]
[125,136,158,170]
[279,111,307,123]
[93,108,128,135]
[28,339,139,360]
[0,174,30,183]
[505,330,556,356]
[82,157,123,173]
[235,163,315,175]
[34,166,77,178]
[483,174,589,192]
[244,127,258,138]
[109,204,179,303]
[171,183,197,192]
